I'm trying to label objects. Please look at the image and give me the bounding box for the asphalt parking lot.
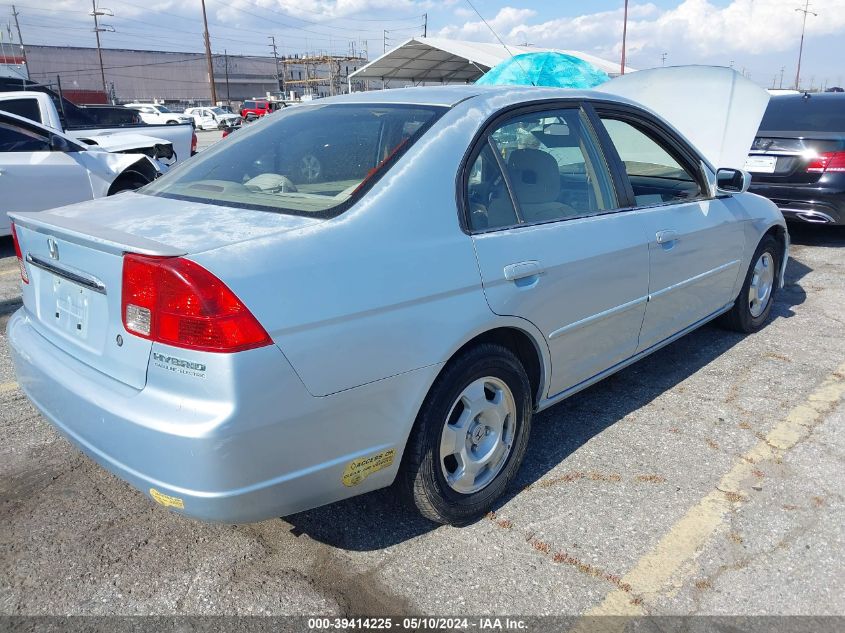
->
[1,224,843,618]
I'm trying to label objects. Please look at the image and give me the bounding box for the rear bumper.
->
[8,309,437,522]
[748,182,845,225]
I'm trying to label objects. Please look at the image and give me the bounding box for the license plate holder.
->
[51,277,91,339]
[744,155,777,174]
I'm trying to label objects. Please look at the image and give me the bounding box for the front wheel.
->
[399,344,533,525]
[718,234,780,333]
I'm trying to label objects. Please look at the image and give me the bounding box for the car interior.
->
[467,111,615,230]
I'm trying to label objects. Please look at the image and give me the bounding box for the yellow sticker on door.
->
[342,449,396,487]
[149,488,185,509]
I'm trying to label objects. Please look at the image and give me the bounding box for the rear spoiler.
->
[9,211,185,257]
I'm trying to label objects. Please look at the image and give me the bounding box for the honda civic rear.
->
[6,100,449,522]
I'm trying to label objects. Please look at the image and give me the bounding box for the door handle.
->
[656,230,679,245]
[503,260,544,282]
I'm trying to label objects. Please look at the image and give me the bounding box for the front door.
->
[595,113,746,352]
[467,105,650,398]
[0,116,93,234]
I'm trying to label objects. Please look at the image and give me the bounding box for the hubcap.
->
[439,377,517,494]
[748,252,775,318]
[300,154,321,182]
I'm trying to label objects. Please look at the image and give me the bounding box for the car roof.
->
[770,92,845,102]
[318,84,629,108]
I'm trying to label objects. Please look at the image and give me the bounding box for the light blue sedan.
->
[7,71,788,525]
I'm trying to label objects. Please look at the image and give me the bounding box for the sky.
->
[2,0,844,89]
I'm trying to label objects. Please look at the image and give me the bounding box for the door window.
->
[0,98,42,124]
[600,117,704,206]
[466,108,616,231]
[0,122,50,152]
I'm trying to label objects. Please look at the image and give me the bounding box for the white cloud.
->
[437,0,845,63]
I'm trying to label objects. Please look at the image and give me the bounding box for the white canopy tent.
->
[348,37,633,87]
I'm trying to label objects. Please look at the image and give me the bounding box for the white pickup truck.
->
[0,91,195,164]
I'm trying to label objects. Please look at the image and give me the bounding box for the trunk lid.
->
[11,193,320,389]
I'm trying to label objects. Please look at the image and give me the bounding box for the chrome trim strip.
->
[26,254,107,295]
[649,260,741,300]
[548,295,648,340]
[539,301,734,410]
[779,209,834,223]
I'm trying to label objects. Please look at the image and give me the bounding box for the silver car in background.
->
[8,68,788,525]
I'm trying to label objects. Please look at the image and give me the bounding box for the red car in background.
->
[240,99,280,121]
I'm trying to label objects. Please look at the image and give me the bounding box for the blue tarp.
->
[476,52,610,89]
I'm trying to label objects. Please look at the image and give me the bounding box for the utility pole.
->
[660,52,667,66]
[779,66,785,88]
[224,49,230,107]
[200,0,217,105]
[794,0,817,90]
[90,0,113,94]
[11,6,27,71]
[423,13,427,37]
[268,36,282,92]
[620,0,629,75]
[383,30,387,54]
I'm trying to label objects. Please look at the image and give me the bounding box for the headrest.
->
[507,149,560,204]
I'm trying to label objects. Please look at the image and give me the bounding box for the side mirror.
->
[716,168,750,194]
[49,134,76,153]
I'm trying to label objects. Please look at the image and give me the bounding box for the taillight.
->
[807,151,845,173]
[10,223,28,284]
[121,254,271,353]
[191,131,198,154]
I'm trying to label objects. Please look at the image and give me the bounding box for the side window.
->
[467,142,519,230]
[467,108,616,231]
[600,118,704,206]
[0,122,50,152]
[0,98,42,124]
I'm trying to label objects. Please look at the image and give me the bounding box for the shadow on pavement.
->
[284,255,810,551]
[788,222,845,247]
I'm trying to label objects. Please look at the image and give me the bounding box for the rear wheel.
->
[400,344,532,525]
[718,235,780,333]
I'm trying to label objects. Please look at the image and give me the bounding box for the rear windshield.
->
[759,96,845,133]
[144,103,445,217]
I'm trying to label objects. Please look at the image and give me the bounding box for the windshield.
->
[209,107,225,115]
[144,103,445,217]
[760,96,845,133]
[155,105,172,113]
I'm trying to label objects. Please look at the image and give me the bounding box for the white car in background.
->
[124,103,193,126]
[0,110,161,236]
[184,106,241,130]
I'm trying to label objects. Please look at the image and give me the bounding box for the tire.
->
[718,234,780,333]
[399,343,533,525]
[108,176,149,195]
[166,120,178,125]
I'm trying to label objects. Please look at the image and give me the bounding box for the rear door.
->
[468,103,650,398]
[593,106,746,352]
